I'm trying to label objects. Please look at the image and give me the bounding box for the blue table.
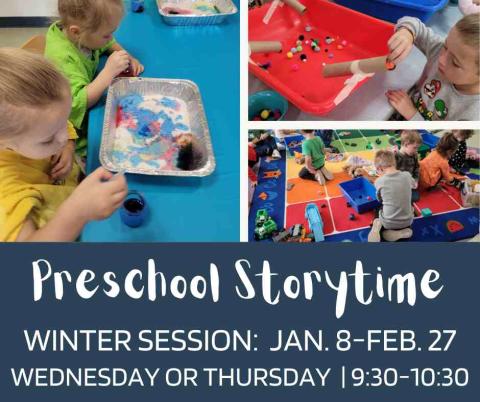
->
[82,0,239,241]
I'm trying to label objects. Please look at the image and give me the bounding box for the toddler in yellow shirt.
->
[0,48,127,241]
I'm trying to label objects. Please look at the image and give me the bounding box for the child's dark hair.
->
[436,133,459,158]
[301,129,315,134]
[453,129,474,140]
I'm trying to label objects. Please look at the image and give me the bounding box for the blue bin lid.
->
[368,0,448,12]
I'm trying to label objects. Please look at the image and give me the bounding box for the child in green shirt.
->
[298,130,334,185]
[45,0,144,151]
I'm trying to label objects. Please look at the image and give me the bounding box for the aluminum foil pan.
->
[100,77,215,177]
[157,0,237,26]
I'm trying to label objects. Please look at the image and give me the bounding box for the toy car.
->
[254,218,278,240]
[305,203,324,242]
[255,209,269,226]
[289,223,303,238]
[273,230,290,243]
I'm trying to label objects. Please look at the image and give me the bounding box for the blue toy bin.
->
[334,0,449,23]
[339,177,380,213]
[421,131,440,149]
[249,90,288,121]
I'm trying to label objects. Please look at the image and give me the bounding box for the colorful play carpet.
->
[249,130,480,242]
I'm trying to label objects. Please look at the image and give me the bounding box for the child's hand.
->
[130,57,144,76]
[449,177,464,189]
[104,50,130,79]
[388,27,414,64]
[386,90,417,120]
[50,140,75,181]
[70,167,128,223]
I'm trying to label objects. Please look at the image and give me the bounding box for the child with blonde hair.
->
[45,0,144,137]
[0,48,127,242]
[368,150,416,242]
[387,13,480,120]
[419,133,465,190]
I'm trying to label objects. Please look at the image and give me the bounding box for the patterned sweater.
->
[395,151,419,181]
[449,140,467,172]
[396,17,480,121]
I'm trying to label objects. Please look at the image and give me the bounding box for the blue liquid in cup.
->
[120,192,147,228]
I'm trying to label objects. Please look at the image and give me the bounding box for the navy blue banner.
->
[0,244,478,401]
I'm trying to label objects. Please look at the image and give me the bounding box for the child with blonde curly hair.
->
[45,0,144,142]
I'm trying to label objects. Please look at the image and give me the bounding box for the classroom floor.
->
[249,130,480,242]
[0,27,47,47]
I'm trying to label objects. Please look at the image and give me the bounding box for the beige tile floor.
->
[0,27,48,47]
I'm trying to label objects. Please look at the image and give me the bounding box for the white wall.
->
[0,0,58,17]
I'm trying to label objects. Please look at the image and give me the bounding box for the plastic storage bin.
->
[334,0,449,23]
[339,177,380,213]
[421,131,440,149]
[249,0,394,116]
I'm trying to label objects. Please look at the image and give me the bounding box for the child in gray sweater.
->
[386,13,479,121]
[368,150,416,242]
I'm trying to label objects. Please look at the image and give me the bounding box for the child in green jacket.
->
[45,0,144,155]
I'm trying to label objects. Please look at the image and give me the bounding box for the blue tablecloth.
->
[82,0,239,242]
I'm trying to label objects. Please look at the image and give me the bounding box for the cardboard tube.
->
[263,0,281,24]
[282,0,306,14]
[323,56,395,78]
[249,41,282,53]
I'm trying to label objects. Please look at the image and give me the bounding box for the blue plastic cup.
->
[120,191,147,228]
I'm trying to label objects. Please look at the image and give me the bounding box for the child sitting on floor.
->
[387,13,479,121]
[368,150,416,242]
[249,130,281,160]
[298,130,333,185]
[449,129,476,173]
[45,0,144,154]
[419,132,465,190]
[395,130,422,201]
[0,48,127,242]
